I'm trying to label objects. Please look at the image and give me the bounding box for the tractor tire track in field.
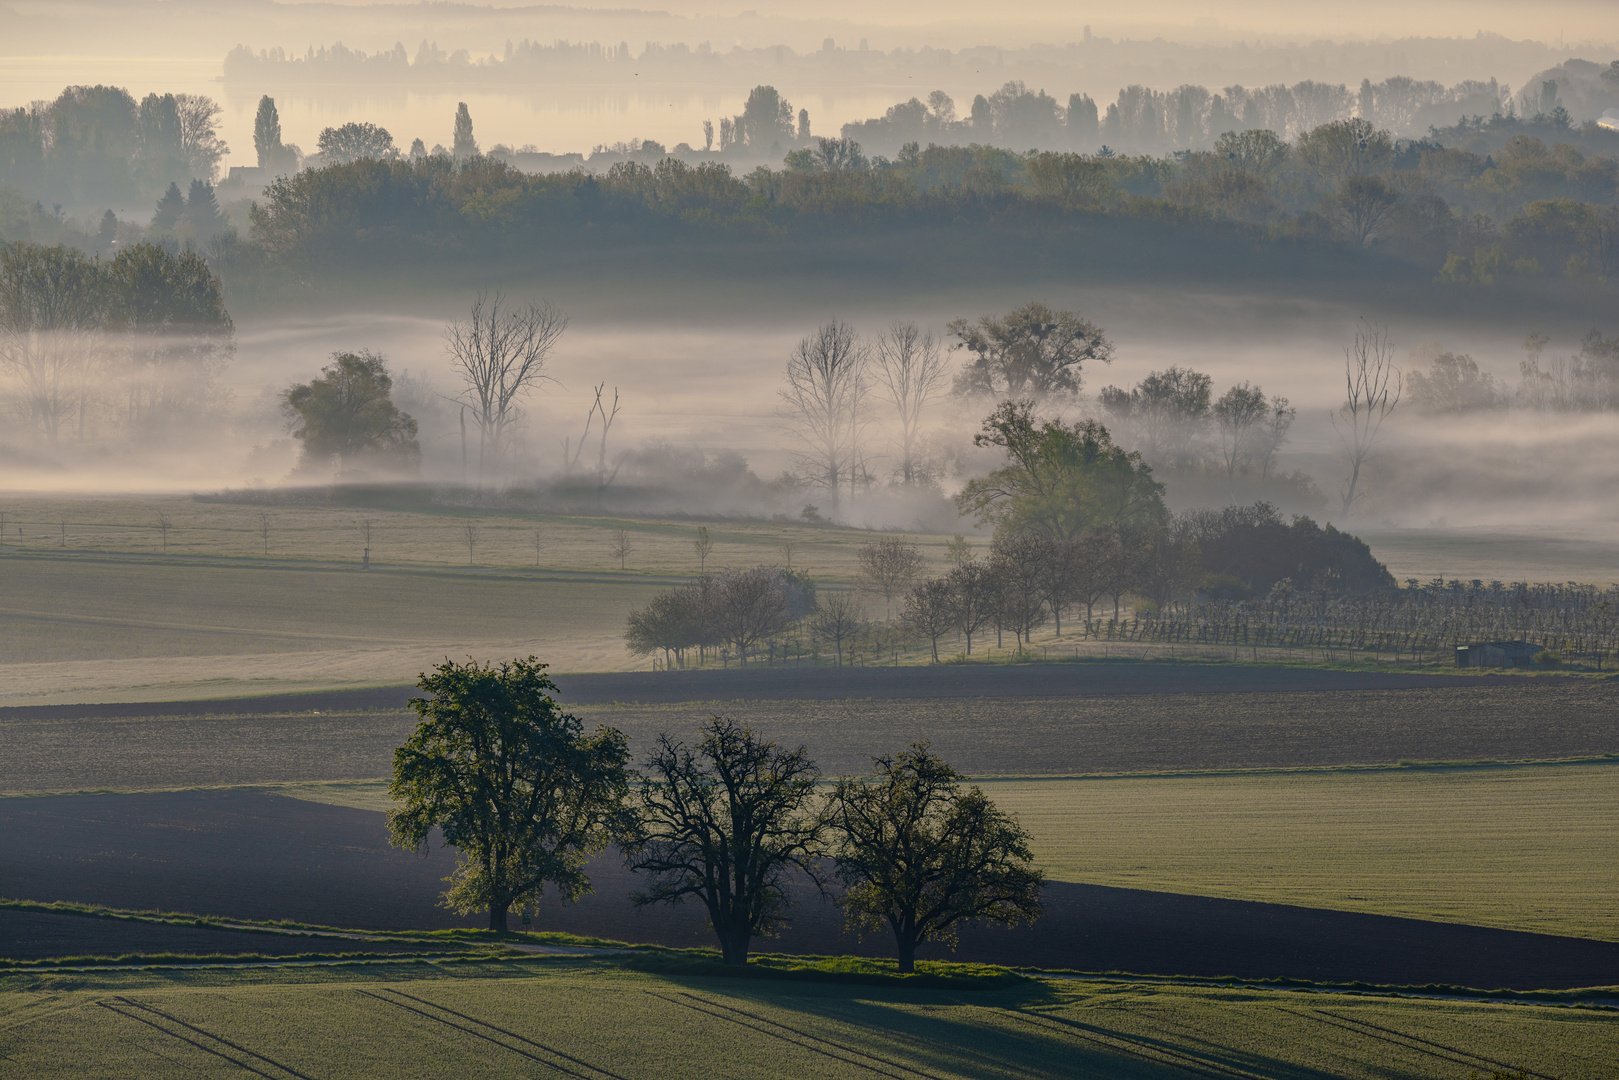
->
[353,988,617,1078]
[1301,1008,1553,1078]
[647,990,951,1080]
[97,997,317,1079]
[1006,1009,1272,1079]
[379,988,635,1080]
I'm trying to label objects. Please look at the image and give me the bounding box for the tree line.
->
[0,85,227,206]
[221,112,1619,295]
[390,657,1043,971]
[0,241,233,443]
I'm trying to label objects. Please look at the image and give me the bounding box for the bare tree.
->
[946,561,996,655]
[945,534,975,568]
[532,526,544,566]
[561,383,627,508]
[446,294,567,483]
[462,521,481,564]
[872,322,949,486]
[255,511,271,556]
[1212,382,1269,483]
[693,526,713,573]
[857,536,926,621]
[1258,396,1296,481]
[902,577,959,662]
[711,567,802,665]
[812,591,864,666]
[1332,320,1401,515]
[779,538,795,570]
[780,321,868,513]
[155,510,172,553]
[609,528,633,570]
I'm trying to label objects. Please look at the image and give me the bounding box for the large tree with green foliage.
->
[955,399,1166,541]
[624,717,826,965]
[281,349,420,472]
[827,743,1043,973]
[388,657,632,932]
[948,301,1113,400]
[0,241,110,440]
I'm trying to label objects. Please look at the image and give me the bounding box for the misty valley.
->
[0,5,1617,1078]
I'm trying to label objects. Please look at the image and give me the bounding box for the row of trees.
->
[390,658,1042,970]
[1405,331,1619,414]
[0,85,227,205]
[843,76,1522,157]
[0,241,233,442]
[230,119,1619,290]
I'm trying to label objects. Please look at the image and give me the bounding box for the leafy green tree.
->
[956,399,1166,541]
[107,241,233,428]
[253,95,282,169]
[828,743,1043,973]
[624,717,826,965]
[0,241,111,440]
[388,657,632,932]
[281,350,420,473]
[453,102,478,159]
[948,301,1113,400]
[317,121,395,163]
[150,181,184,232]
[736,85,794,148]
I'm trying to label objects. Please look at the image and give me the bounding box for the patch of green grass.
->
[0,963,1612,1079]
[993,762,1619,942]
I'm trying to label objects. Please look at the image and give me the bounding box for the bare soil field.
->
[6,671,1608,793]
[2,789,1616,989]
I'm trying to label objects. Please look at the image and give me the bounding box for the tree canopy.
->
[948,301,1113,400]
[828,743,1043,972]
[281,350,420,473]
[388,657,632,932]
[955,400,1166,540]
[623,717,825,965]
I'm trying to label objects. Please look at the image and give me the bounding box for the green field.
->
[262,762,1619,944]
[0,959,1611,1079]
[989,763,1619,943]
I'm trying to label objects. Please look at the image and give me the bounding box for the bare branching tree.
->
[1332,320,1401,516]
[872,322,949,486]
[857,536,926,621]
[255,511,271,556]
[812,591,864,666]
[1258,396,1296,481]
[1212,382,1269,483]
[562,383,627,508]
[155,510,172,553]
[532,526,544,566]
[693,526,713,573]
[446,293,567,483]
[462,521,481,564]
[609,528,633,570]
[780,321,868,514]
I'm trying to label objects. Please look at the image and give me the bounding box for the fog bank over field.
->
[4,276,1616,539]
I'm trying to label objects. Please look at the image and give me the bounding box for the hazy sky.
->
[267,0,1619,43]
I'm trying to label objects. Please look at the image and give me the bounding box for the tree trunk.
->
[489,901,510,933]
[719,929,751,966]
[896,936,918,974]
